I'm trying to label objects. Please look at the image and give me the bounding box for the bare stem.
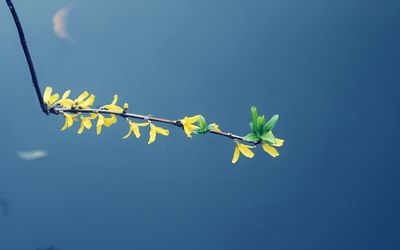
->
[51,107,250,143]
[6,0,48,114]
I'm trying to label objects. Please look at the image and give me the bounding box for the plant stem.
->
[6,0,48,114]
[52,107,249,142]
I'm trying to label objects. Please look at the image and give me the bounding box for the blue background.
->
[1,0,399,249]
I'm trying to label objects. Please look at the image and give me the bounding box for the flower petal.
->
[49,94,60,105]
[148,124,156,144]
[62,90,71,99]
[262,143,279,157]
[273,138,284,147]
[183,124,197,138]
[43,87,52,103]
[211,123,222,132]
[232,145,240,164]
[79,94,95,108]
[82,118,92,129]
[186,115,200,124]
[77,122,85,134]
[238,144,255,158]
[104,105,123,113]
[156,126,169,136]
[61,113,74,131]
[58,99,74,108]
[122,129,132,139]
[96,125,102,135]
[111,95,118,105]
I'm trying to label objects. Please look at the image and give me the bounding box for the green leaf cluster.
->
[193,115,215,135]
[243,106,279,144]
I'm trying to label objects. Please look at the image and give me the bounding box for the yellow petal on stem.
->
[97,114,104,126]
[75,91,89,103]
[61,113,74,131]
[77,122,85,134]
[262,143,279,158]
[211,123,222,132]
[58,99,74,108]
[61,90,71,99]
[82,118,92,129]
[104,115,117,127]
[186,115,200,124]
[232,145,240,164]
[130,123,141,138]
[122,129,132,139]
[49,94,60,106]
[137,122,149,127]
[61,119,69,131]
[238,144,255,158]
[183,124,197,138]
[104,105,123,113]
[156,126,169,136]
[132,127,141,138]
[111,95,118,105]
[96,114,104,135]
[273,138,284,147]
[43,87,52,103]
[79,94,95,108]
[148,124,157,144]
[96,125,102,135]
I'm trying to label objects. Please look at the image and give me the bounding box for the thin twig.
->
[6,0,48,114]
[51,107,249,142]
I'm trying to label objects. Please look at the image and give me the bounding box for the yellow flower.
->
[262,138,284,158]
[56,90,74,108]
[123,102,129,110]
[103,95,124,113]
[77,113,98,134]
[96,113,117,134]
[232,141,256,164]
[43,87,59,108]
[148,123,169,144]
[61,113,78,131]
[210,123,222,132]
[74,91,95,108]
[180,115,200,138]
[123,121,149,139]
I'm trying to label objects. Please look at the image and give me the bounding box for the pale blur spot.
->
[17,150,48,161]
[53,3,74,41]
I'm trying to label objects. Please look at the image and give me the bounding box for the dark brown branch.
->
[6,0,48,114]
[52,107,251,143]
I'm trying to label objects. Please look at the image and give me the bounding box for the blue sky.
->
[0,0,399,249]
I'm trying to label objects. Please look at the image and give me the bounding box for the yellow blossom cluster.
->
[43,87,284,164]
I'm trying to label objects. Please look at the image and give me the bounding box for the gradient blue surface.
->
[1,0,399,249]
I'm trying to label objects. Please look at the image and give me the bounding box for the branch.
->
[6,0,48,114]
[51,107,248,142]
[6,0,284,163]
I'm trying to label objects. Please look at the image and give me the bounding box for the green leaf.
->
[193,127,209,135]
[251,106,259,126]
[259,115,266,125]
[198,115,206,129]
[243,133,260,143]
[249,122,256,133]
[261,131,277,144]
[264,114,279,132]
[256,116,266,135]
[193,128,201,135]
